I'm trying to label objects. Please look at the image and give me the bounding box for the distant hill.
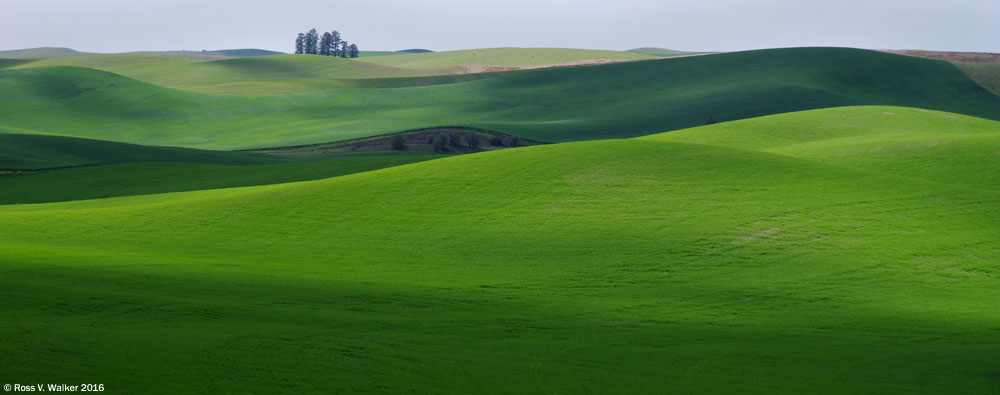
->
[357,51,399,58]
[127,49,284,59]
[0,47,283,61]
[627,47,706,57]
[0,47,91,59]
[359,49,435,58]
[357,47,657,69]
[210,49,284,57]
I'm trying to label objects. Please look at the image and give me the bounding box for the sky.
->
[1,0,998,54]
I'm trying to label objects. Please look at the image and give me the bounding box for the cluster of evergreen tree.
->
[294,29,359,58]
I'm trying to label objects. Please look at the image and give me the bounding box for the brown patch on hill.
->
[882,50,1000,63]
[416,53,720,76]
[253,128,541,157]
[421,59,643,75]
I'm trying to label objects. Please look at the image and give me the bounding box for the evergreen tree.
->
[319,32,332,56]
[294,33,305,54]
[330,31,342,57]
[339,41,349,58]
[305,28,319,54]
[349,44,360,58]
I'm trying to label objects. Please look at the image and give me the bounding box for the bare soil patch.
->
[448,54,718,74]
[253,128,542,157]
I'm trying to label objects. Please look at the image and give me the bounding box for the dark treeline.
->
[294,29,359,58]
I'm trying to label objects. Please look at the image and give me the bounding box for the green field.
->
[2,106,999,393]
[3,48,1000,150]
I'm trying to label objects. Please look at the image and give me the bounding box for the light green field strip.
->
[10,54,423,89]
[643,106,1000,190]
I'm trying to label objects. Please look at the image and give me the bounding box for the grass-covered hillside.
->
[2,106,998,393]
[646,106,1000,190]
[3,48,1000,150]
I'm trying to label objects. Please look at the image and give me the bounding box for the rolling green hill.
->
[355,47,657,69]
[645,106,1000,190]
[2,106,999,393]
[3,48,1000,150]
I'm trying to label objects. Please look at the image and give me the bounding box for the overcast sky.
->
[2,0,998,54]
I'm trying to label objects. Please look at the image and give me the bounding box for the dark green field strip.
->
[0,58,35,69]
[0,134,290,170]
[3,48,1000,150]
[0,153,446,205]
